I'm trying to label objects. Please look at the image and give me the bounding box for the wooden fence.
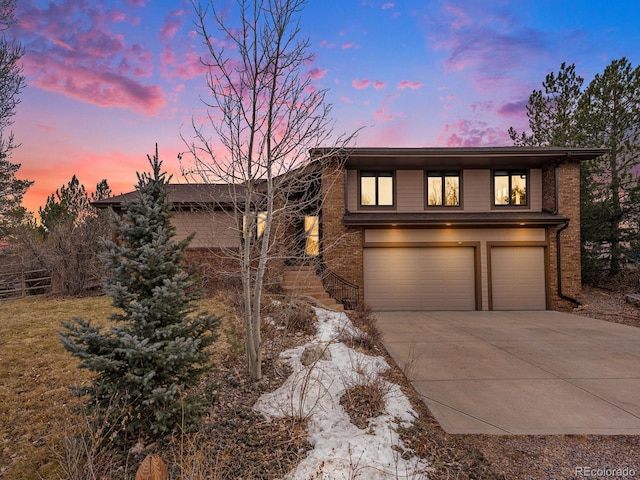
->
[0,269,52,300]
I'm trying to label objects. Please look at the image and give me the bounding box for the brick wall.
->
[186,242,285,295]
[185,247,241,293]
[541,165,556,213]
[321,161,364,304]
[543,161,582,311]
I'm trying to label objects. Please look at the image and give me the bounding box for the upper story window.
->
[427,171,460,207]
[360,171,394,207]
[494,170,527,206]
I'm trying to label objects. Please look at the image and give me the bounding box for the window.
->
[304,215,319,256]
[243,211,267,240]
[427,171,460,206]
[494,170,527,206]
[360,171,394,206]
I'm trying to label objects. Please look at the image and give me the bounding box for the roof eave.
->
[310,146,608,169]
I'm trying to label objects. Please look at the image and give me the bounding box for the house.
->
[94,183,242,249]
[92,183,246,287]
[95,146,606,312]
[317,146,606,312]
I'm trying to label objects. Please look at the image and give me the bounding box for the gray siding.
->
[347,168,543,213]
[397,170,424,212]
[173,210,240,248]
[462,170,491,212]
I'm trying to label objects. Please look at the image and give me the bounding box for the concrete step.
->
[282,266,344,312]
[282,279,324,288]
[282,273,320,282]
[283,286,326,296]
[282,276,323,283]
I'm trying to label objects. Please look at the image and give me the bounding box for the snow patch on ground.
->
[254,307,431,479]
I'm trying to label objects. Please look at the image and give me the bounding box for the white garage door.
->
[491,246,546,310]
[364,247,476,311]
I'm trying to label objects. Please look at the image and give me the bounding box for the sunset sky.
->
[11,0,640,214]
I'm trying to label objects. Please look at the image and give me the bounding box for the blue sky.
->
[11,0,640,212]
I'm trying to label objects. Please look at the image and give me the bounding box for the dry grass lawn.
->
[0,294,248,480]
[0,295,119,479]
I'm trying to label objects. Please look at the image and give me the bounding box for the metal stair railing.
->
[317,263,359,310]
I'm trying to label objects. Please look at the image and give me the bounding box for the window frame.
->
[358,170,396,208]
[426,170,462,208]
[304,215,320,256]
[242,211,267,242]
[492,169,529,207]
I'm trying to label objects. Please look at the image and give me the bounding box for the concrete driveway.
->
[375,310,640,434]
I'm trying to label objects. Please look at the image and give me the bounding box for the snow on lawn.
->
[254,307,432,480]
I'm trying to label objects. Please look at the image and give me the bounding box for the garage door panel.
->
[364,247,475,311]
[491,247,546,310]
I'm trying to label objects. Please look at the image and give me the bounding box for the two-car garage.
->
[364,247,477,311]
[363,232,548,311]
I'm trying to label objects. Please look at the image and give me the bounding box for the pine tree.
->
[509,59,640,282]
[60,148,221,446]
[36,176,111,294]
[508,62,583,147]
[575,58,640,277]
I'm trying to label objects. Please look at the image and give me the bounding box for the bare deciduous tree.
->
[0,0,29,238]
[183,0,355,380]
[14,177,112,295]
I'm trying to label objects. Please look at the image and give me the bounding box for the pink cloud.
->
[352,78,371,89]
[439,93,456,110]
[373,80,386,90]
[36,124,57,132]
[443,4,472,31]
[382,2,395,9]
[133,49,153,77]
[374,101,404,123]
[111,11,126,22]
[397,80,424,90]
[497,99,528,117]
[27,52,165,114]
[319,40,337,48]
[431,3,548,94]
[308,67,329,80]
[160,9,185,42]
[17,0,164,114]
[340,96,353,104]
[375,101,394,122]
[160,45,206,80]
[469,101,495,113]
[342,42,354,50]
[437,120,509,147]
